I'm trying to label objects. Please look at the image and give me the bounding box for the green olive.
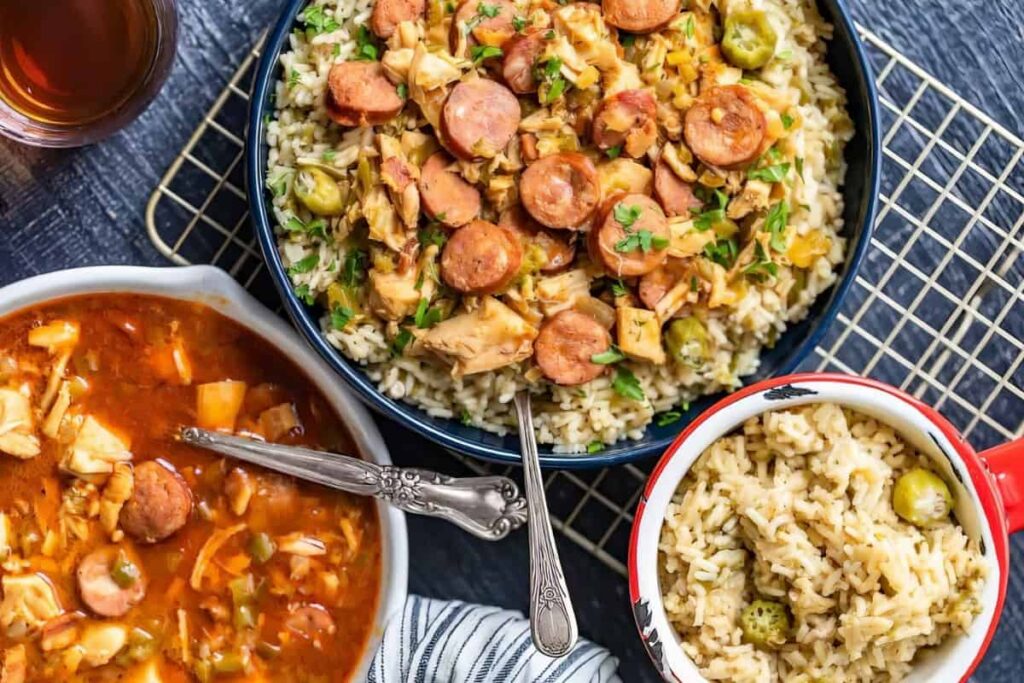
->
[294,167,345,215]
[893,467,953,527]
[664,317,710,368]
[740,599,790,648]
[722,10,778,70]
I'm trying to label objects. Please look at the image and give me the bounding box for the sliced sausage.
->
[77,547,146,618]
[653,160,702,217]
[120,460,192,544]
[639,257,693,309]
[603,0,681,34]
[591,90,658,159]
[370,0,426,39]
[535,310,611,386]
[520,153,601,230]
[502,30,547,94]
[440,220,523,294]
[418,151,481,227]
[325,61,404,128]
[441,79,521,160]
[684,85,766,169]
[499,206,576,273]
[450,0,517,53]
[588,194,670,277]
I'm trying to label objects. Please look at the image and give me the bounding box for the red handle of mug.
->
[981,437,1024,534]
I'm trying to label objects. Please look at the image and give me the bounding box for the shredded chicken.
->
[421,297,538,376]
[0,574,62,638]
[0,389,40,460]
[190,523,247,590]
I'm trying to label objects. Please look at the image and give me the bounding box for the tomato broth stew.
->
[0,294,381,681]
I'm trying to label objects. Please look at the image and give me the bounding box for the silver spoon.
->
[512,390,579,658]
[179,427,528,541]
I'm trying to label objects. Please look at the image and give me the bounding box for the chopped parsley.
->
[684,15,695,39]
[795,157,804,178]
[693,189,729,231]
[342,248,367,286]
[302,4,340,36]
[287,252,320,275]
[321,149,336,161]
[765,201,789,252]
[470,44,503,64]
[703,238,738,269]
[268,170,292,198]
[396,83,408,100]
[609,278,628,297]
[613,203,668,253]
[330,305,354,330]
[478,2,499,17]
[605,145,622,159]
[419,224,449,248]
[586,441,605,454]
[460,409,473,426]
[544,29,555,40]
[591,346,625,365]
[656,411,682,427]
[512,15,528,32]
[294,284,315,305]
[612,367,645,402]
[414,298,445,328]
[445,1,454,12]
[613,203,642,229]
[776,49,793,61]
[620,32,636,48]
[690,275,699,292]
[747,162,791,183]
[780,112,794,129]
[332,43,342,58]
[391,328,414,356]
[535,57,567,105]
[284,216,328,240]
[743,241,778,280]
[288,69,301,88]
[355,25,380,61]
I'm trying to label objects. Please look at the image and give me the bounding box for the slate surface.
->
[0,1,1022,680]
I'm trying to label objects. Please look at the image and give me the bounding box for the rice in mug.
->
[659,403,987,682]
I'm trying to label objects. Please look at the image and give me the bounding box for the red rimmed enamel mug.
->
[628,373,1022,682]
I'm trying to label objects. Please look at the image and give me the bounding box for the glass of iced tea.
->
[0,0,178,147]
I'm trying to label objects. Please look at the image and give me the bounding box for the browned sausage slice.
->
[588,194,670,277]
[684,85,766,169]
[418,152,481,227]
[325,61,404,128]
[120,461,193,544]
[499,206,576,273]
[653,160,702,217]
[440,220,523,294]
[519,153,601,230]
[450,0,517,52]
[441,79,521,160]
[370,0,426,39]
[603,0,681,33]
[77,547,146,618]
[535,310,611,386]
[591,90,658,158]
[502,30,547,94]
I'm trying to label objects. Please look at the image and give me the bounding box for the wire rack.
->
[146,25,1024,577]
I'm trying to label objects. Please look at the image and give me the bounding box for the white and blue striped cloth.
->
[367,596,622,683]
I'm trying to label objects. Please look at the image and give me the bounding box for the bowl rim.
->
[0,265,409,682]
[244,0,882,468]
[626,371,1008,683]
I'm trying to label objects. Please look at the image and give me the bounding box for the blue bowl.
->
[246,0,880,468]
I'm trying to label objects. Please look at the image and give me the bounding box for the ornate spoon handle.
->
[513,391,579,658]
[179,427,527,541]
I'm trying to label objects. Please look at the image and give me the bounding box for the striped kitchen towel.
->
[367,596,623,683]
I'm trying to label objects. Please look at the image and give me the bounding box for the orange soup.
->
[0,294,381,682]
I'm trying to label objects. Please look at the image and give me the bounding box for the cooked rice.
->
[659,404,987,682]
[267,0,854,452]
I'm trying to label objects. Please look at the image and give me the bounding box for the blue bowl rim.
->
[245,0,881,469]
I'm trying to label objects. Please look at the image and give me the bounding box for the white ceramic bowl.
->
[0,265,409,681]
[629,373,1022,683]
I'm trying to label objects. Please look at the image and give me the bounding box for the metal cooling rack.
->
[146,25,1024,577]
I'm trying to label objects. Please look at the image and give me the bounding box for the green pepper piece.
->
[893,468,953,527]
[248,532,277,565]
[110,551,140,589]
[211,650,247,674]
[722,10,778,70]
[294,167,345,216]
[664,317,710,368]
[740,599,790,648]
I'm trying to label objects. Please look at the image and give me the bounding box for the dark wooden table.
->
[1,1,1022,680]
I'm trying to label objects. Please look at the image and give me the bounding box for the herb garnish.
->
[743,241,778,280]
[747,162,790,183]
[355,25,380,61]
[294,284,315,305]
[693,189,729,231]
[342,249,367,286]
[287,252,320,276]
[587,441,605,454]
[765,201,789,252]
[470,45,503,63]
[284,216,328,240]
[302,4,340,36]
[419,224,449,248]
[612,367,645,401]
[591,346,626,365]
[331,305,354,330]
[535,57,567,104]
[656,411,682,427]
[414,298,445,328]
[605,145,622,159]
[391,328,413,356]
[781,112,794,129]
[684,15,695,39]
[512,15,528,32]
[609,278,628,297]
[703,238,738,268]
[613,203,668,253]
